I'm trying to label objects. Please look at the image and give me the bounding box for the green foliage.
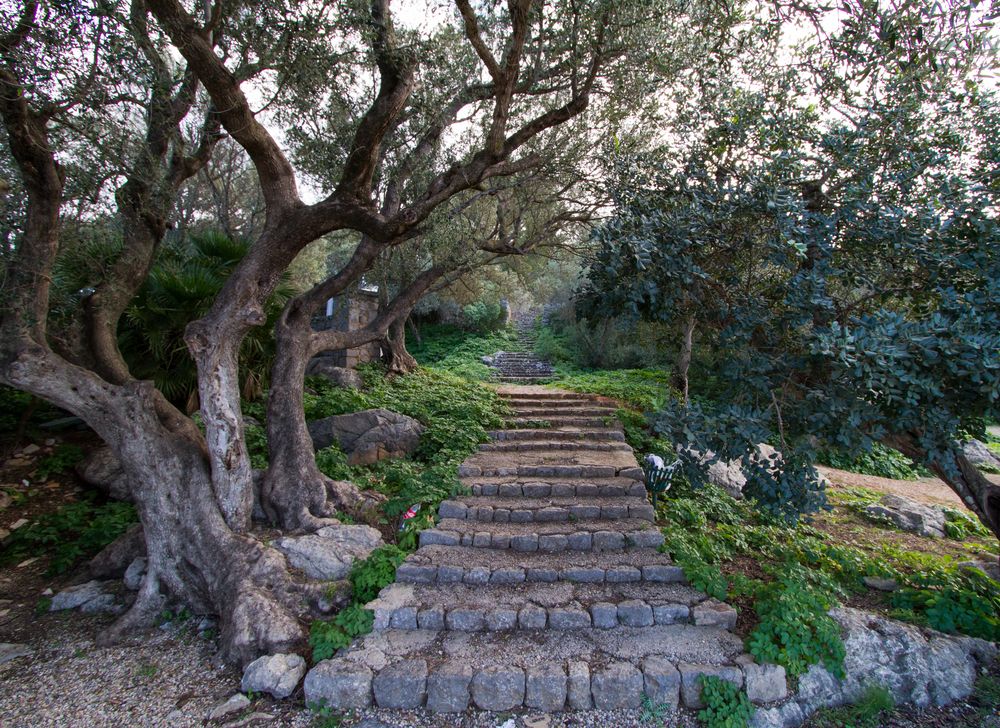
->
[407,324,522,381]
[460,301,507,332]
[697,676,755,728]
[0,385,32,435]
[349,545,408,604]
[816,443,928,480]
[942,507,992,540]
[810,685,895,728]
[0,496,137,574]
[553,368,677,412]
[118,232,294,406]
[743,564,847,678]
[33,444,84,481]
[309,603,374,661]
[305,367,503,518]
[891,582,1000,642]
[639,692,671,726]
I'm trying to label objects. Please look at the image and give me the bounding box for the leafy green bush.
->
[553,368,677,411]
[309,603,374,661]
[0,496,138,574]
[349,545,408,603]
[407,324,522,380]
[0,385,33,436]
[697,675,755,728]
[33,444,85,480]
[816,442,929,480]
[742,565,847,678]
[461,301,507,332]
[942,507,992,540]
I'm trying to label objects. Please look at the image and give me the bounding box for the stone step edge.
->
[373,597,737,634]
[303,653,786,712]
[394,561,683,585]
[503,418,620,428]
[478,442,633,453]
[458,464,642,480]
[467,481,648,498]
[488,429,626,442]
[419,526,663,552]
[436,500,655,524]
[496,392,595,400]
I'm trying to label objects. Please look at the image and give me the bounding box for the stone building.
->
[310,289,381,369]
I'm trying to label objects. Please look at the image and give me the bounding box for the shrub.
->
[697,675,755,728]
[309,603,374,661]
[816,442,928,480]
[0,495,138,574]
[349,545,409,603]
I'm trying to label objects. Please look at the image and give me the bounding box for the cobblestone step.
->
[478,440,632,454]
[420,518,663,552]
[457,462,642,480]
[504,416,620,429]
[463,477,647,498]
[368,582,737,634]
[302,385,757,714]
[488,428,626,442]
[507,406,618,417]
[395,545,681,586]
[303,626,780,712]
[437,496,654,524]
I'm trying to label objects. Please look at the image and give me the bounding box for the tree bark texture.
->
[672,314,696,404]
[382,316,419,375]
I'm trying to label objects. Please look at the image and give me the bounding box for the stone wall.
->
[311,291,381,369]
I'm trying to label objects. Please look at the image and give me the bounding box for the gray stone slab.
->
[526,663,567,711]
[592,661,643,709]
[427,661,472,712]
[373,659,427,709]
[471,666,525,711]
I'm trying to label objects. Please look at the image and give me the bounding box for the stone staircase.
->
[489,312,555,383]
[303,387,783,714]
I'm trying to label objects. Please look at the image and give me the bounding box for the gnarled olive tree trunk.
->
[382,316,419,375]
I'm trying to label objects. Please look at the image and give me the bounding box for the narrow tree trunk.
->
[672,314,696,404]
[407,315,422,346]
[261,303,374,531]
[383,316,418,374]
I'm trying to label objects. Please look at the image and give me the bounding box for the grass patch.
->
[809,685,895,727]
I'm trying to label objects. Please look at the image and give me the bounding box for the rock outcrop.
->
[751,608,997,728]
[308,408,423,466]
[864,494,946,538]
[274,524,384,580]
[75,447,131,502]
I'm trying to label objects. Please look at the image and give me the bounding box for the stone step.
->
[488,428,626,442]
[497,391,590,400]
[478,441,633,454]
[463,477,647,499]
[504,416,618,429]
[303,625,766,712]
[457,462,642,480]
[394,545,685,586]
[508,406,617,418]
[501,400,598,410]
[437,496,654,524]
[419,518,663,551]
[369,582,737,634]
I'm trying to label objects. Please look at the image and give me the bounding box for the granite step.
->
[303,625,764,712]
[437,495,654,524]
[394,545,685,586]
[507,406,618,417]
[463,477,648,499]
[497,391,593,400]
[368,581,737,633]
[457,462,642,480]
[504,416,619,429]
[488,428,626,442]
[478,441,633,454]
[418,518,663,552]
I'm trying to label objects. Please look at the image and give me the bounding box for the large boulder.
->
[274,524,384,580]
[306,358,364,389]
[682,444,786,499]
[308,408,423,466]
[242,653,307,699]
[864,494,946,538]
[962,439,1000,469]
[751,608,996,728]
[75,446,131,502]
